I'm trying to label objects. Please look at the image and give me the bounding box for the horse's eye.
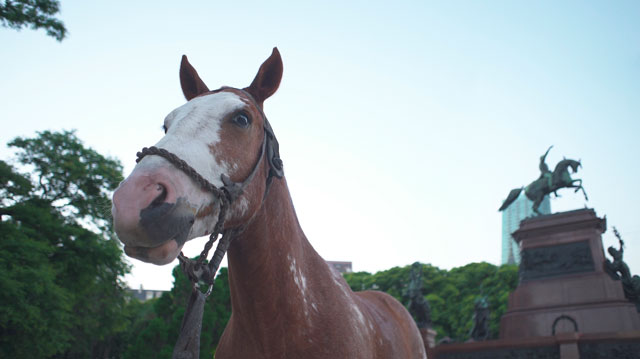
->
[232,113,251,128]
[162,125,168,134]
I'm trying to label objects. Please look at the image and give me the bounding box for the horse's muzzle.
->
[112,170,196,264]
[123,240,181,265]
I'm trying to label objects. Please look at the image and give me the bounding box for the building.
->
[501,193,550,264]
[327,261,353,274]
[128,285,167,301]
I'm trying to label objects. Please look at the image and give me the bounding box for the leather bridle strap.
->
[237,88,284,182]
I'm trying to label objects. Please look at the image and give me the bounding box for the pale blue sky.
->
[2,1,639,290]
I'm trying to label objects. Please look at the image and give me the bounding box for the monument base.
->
[500,209,640,339]
[430,331,640,359]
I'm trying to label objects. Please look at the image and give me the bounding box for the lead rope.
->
[135,147,236,359]
[135,146,232,287]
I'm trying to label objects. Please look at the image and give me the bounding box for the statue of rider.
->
[499,145,587,215]
[539,146,554,192]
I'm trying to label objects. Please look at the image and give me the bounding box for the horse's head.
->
[568,159,581,173]
[554,158,582,176]
[112,48,283,265]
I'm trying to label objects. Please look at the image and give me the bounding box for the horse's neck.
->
[226,178,333,340]
[554,160,574,175]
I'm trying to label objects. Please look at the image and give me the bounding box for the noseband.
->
[135,88,283,289]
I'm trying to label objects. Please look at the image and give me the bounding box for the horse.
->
[111,48,427,359]
[498,157,588,215]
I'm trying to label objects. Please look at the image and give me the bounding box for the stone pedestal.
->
[500,209,640,339]
[431,331,640,359]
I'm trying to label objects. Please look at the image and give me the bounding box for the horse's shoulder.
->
[353,290,409,318]
[354,289,398,303]
[353,290,427,359]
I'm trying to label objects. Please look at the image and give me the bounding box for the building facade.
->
[327,261,353,274]
[501,193,551,264]
[128,286,166,301]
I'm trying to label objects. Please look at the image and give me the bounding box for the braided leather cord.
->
[136,146,229,201]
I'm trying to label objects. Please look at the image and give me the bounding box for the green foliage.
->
[0,202,72,358]
[121,266,232,359]
[0,0,67,41]
[0,130,129,358]
[343,262,519,342]
[8,130,123,234]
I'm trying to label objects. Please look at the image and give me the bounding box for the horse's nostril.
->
[150,183,168,207]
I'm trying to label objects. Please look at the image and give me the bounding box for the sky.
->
[2,1,639,291]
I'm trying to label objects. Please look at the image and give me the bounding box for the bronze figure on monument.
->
[498,146,588,215]
[404,262,433,329]
[605,227,640,311]
[469,296,490,341]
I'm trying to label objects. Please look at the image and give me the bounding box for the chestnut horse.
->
[112,48,427,358]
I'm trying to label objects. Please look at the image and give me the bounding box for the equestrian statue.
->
[498,146,588,215]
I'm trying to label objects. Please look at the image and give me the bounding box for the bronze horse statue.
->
[499,146,588,215]
[111,48,427,358]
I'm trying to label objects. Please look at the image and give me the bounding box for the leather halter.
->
[135,88,283,286]
[135,88,283,359]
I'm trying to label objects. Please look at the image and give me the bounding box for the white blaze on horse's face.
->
[112,91,254,265]
[157,91,246,187]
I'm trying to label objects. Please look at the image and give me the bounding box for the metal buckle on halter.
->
[190,281,214,298]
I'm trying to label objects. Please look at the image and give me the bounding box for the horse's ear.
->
[180,55,210,101]
[245,47,283,104]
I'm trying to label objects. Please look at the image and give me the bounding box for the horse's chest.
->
[216,313,375,359]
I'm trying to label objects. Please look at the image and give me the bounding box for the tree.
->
[0,0,67,41]
[122,265,232,359]
[0,130,129,358]
[343,262,519,341]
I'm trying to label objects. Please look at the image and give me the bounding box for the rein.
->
[134,88,283,359]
